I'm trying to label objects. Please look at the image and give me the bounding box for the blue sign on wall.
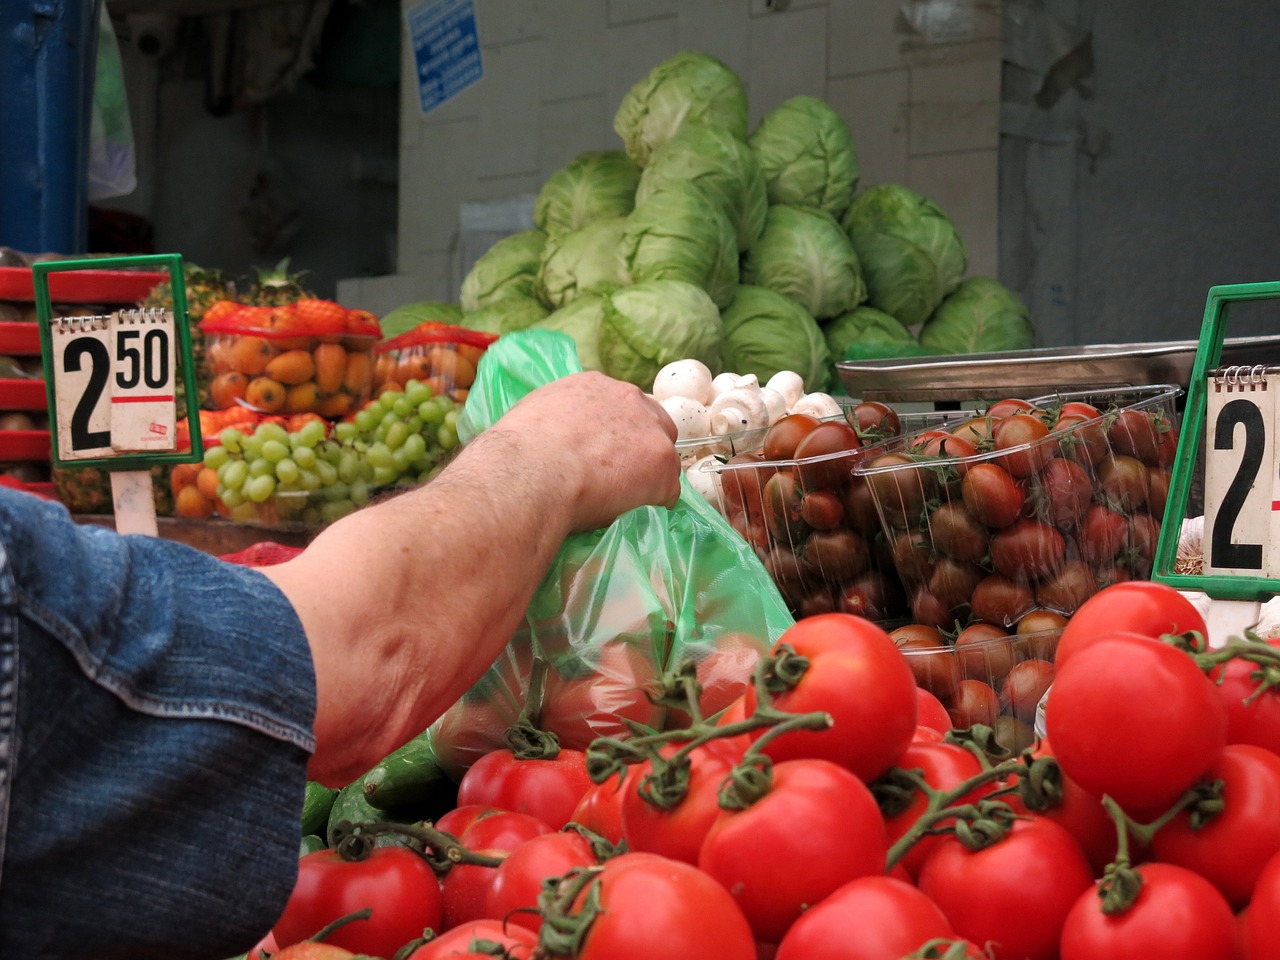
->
[404,0,484,115]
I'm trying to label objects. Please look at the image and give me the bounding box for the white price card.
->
[1203,365,1280,578]
[49,314,115,462]
[109,308,177,453]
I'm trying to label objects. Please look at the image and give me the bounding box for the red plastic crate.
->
[0,476,55,499]
[0,379,47,411]
[0,266,166,303]
[0,322,41,355]
[0,430,51,461]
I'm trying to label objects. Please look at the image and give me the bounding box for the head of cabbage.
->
[748,96,860,220]
[529,293,607,373]
[460,295,550,337]
[535,217,628,309]
[600,279,723,387]
[619,180,739,308]
[742,204,867,320]
[721,285,831,393]
[918,277,1034,355]
[378,300,464,341]
[613,51,748,167]
[637,122,767,252]
[533,151,641,238]
[841,184,967,328]
[459,230,547,312]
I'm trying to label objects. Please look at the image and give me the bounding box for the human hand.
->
[489,371,682,531]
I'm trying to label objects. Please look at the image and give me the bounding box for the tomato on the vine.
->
[405,918,538,959]
[1246,849,1280,957]
[1212,635,1280,754]
[484,830,600,934]
[568,768,639,845]
[456,744,593,829]
[1054,581,1207,670]
[441,810,554,930]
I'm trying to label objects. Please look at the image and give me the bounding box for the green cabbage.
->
[842,184,967,328]
[530,293,607,372]
[533,151,641,238]
[742,204,866,319]
[822,305,915,361]
[613,51,749,167]
[749,96,860,219]
[918,277,1034,354]
[378,300,464,340]
[619,181,739,308]
[459,230,547,312]
[460,295,550,336]
[600,279,723,387]
[721,285,831,393]
[535,217,628,309]
[637,122,767,252]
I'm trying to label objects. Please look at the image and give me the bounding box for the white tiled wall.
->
[339,0,1001,313]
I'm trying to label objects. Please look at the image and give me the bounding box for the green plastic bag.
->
[430,330,796,778]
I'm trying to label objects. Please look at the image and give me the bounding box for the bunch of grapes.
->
[205,379,463,526]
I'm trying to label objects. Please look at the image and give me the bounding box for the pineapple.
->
[242,258,316,307]
[140,263,237,413]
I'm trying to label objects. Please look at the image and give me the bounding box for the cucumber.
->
[361,728,455,819]
[300,780,339,838]
[299,833,327,857]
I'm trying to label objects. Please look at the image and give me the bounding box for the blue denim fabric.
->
[0,487,318,959]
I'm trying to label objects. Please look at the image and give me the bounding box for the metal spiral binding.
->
[53,312,111,334]
[1212,363,1274,392]
[115,306,170,325]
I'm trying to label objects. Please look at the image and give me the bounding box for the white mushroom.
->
[765,370,807,411]
[685,454,725,510]
[759,386,789,425]
[659,395,711,441]
[791,391,844,420]
[708,387,770,436]
[710,371,748,400]
[652,359,714,405]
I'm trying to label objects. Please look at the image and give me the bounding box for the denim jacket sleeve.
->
[0,487,319,960]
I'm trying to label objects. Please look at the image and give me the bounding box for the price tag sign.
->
[1203,366,1280,577]
[109,308,178,453]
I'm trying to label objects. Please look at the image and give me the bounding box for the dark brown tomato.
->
[890,530,935,583]
[762,471,808,541]
[840,477,882,535]
[910,585,959,631]
[1053,413,1110,468]
[1076,503,1128,565]
[989,518,1066,580]
[992,413,1053,478]
[927,557,984,611]
[839,570,906,621]
[961,463,1024,529]
[993,714,1037,754]
[796,590,840,618]
[794,421,863,490]
[1015,608,1069,637]
[1147,467,1172,520]
[762,413,823,461]
[1153,417,1179,466]
[1034,559,1098,615]
[987,397,1039,419]
[728,510,771,552]
[1092,562,1133,590]
[799,489,844,530]
[718,452,774,518]
[892,625,960,703]
[970,573,1036,628]
[1000,658,1056,723]
[1124,512,1163,578]
[848,400,901,440]
[758,545,807,591]
[1097,454,1150,511]
[950,415,996,447]
[1058,400,1103,421]
[1108,407,1167,464]
[929,501,990,563]
[947,679,1001,729]
[865,452,935,524]
[954,623,1017,687]
[1037,457,1094,527]
[911,430,980,473]
[801,528,870,582]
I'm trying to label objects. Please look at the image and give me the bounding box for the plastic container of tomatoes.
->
[700,406,980,621]
[372,322,496,404]
[853,383,1182,635]
[199,301,381,418]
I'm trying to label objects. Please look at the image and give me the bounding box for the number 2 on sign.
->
[51,318,114,461]
[1203,372,1280,577]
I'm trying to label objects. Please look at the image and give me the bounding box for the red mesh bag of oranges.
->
[199,299,381,419]
[372,322,497,404]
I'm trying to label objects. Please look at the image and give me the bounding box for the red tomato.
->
[1055,581,1208,671]
[1045,635,1227,816]
[882,742,993,879]
[1038,456,1093,525]
[404,918,537,959]
[960,463,1024,529]
[946,679,1000,729]
[549,852,756,960]
[568,769,639,845]
[441,811,554,930]
[699,758,889,944]
[541,640,663,751]
[1060,862,1236,960]
[484,831,599,934]
[456,747,594,829]
[1246,849,1280,957]
[272,848,443,957]
[913,725,945,743]
[989,518,1065,580]
[621,740,742,865]
[918,817,1094,960]
[915,687,952,735]
[999,658,1055,723]
[1212,636,1280,754]
[664,636,762,730]
[744,613,918,783]
[1150,743,1280,910]
[992,413,1052,477]
[246,930,279,960]
[773,875,955,960]
[434,804,502,840]
[269,945,356,960]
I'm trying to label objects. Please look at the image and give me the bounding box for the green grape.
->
[258,422,289,445]
[248,457,275,479]
[218,428,245,454]
[403,433,427,461]
[380,390,401,411]
[418,400,444,426]
[298,418,327,447]
[219,485,245,509]
[392,397,414,419]
[261,439,290,463]
[298,469,322,492]
[203,444,230,470]
[337,451,361,485]
[443,409,459,429]
[353,408,378,434]
[392,446,412,474]
[320,440,344,465]
[333,420,359,444]
[219,459,249,491]
[293,446,318,470]
[242,435,265,460]
[246,474,277,503]
[316,460,339,486]
[302,506,323,526]
[275,458,300,486]
[230,502,260,523]
[359,459,375,482]
[385,421,410,452]
[321,500,356,524]
[366,443,394,471]
[372,465,398,487]
[322,481,350,503]
[350,479,371,507]
[437,424,458,451]
[404,380,431,407]
[380,409,400,430]
[405,415,424,435]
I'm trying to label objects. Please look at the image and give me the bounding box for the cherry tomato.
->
[989,518,1065,580]
[763,414,822,461]
[1108,407,1172,466]
[745,613,918,782]
[1037,456,1093,526]
[1096,453,1150,511]
[1059,862,1236,960]
[892,624,961,704]
[1055,580,1208,671]
[865,452,938,524]
[911,428,979,467]
[773,875,956,960]
[992,413,1052,478]
[794,421,862,490]
[946,679,1000,729]
[484,831,599,934]
[272,848,443,957]
[1034,560,1098,615]
[953,623,1016,686]
[456,746,593,829]
[999,658,1055,723]
[849,400,902,439]
[718,452,774,519]
[961,463,1024,528]
[919,817,1094,960]
[699,758,890,944]
[1213,636,1280,754]
[987,397,1039,419]
[929,502,990,563]
[970,573,1036,628]
[1075,503,1128,566]
[1045,635,1227,816]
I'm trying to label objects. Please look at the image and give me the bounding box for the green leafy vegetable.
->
[535,217,628,308]
[530,293,608,372]
[460,295,550,336]
[600,279,724,387]
[749,96,860,219]
[721,285,832,393]
[533,151,641,238]
[918,277,1034,354]
[742,204,866,319]
[378,301,464,341]
[459,230,547,312]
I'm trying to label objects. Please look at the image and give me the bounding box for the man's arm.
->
[262,372,680,785]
